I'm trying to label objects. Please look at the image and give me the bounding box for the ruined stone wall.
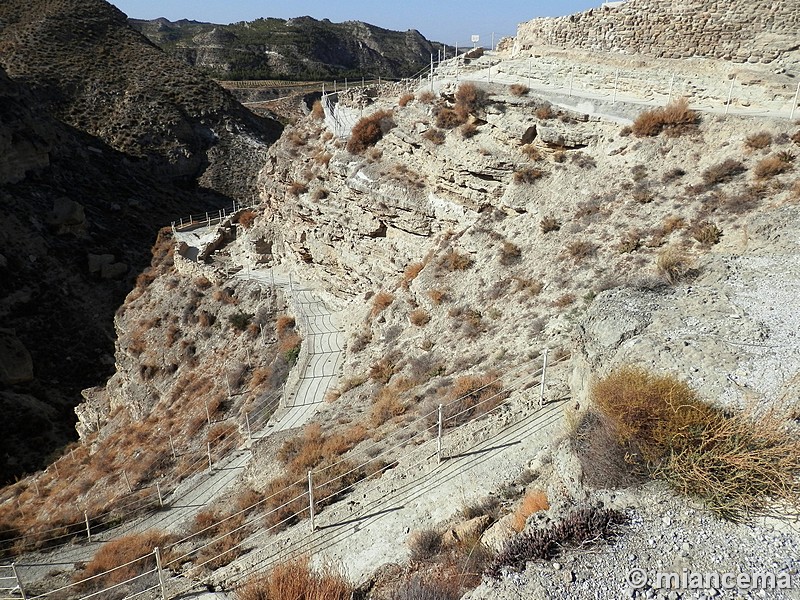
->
[515,0,800,64]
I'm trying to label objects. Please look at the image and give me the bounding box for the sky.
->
[109,0,602,48]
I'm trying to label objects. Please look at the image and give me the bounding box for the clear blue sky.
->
[109,0,602,48]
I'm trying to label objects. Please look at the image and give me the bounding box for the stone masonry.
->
[513,0,800,64]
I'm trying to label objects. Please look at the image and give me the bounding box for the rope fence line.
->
[5,349,565,600]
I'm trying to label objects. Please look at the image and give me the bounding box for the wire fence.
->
[5,348,565,600]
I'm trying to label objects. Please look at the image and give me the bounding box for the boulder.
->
[480,513,517,553]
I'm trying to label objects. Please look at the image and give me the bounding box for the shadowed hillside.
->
[0,0,282,481]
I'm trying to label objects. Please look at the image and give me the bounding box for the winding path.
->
[14,259,343,590]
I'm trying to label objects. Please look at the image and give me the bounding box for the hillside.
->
[0,0,282,481]
[1,0,799,598]
[130,16,441,81]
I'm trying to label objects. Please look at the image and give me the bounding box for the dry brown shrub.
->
[437,250,473,272]
[288,181,308,196]
[512,490,550,531]
[754,155,793,178]
[455,82,486,114]
[702,159,746,186]
[441,373,508,428]
[423,127,446,144]
[402,262,425,288]
[509,83,530,97]
[539,216,560,233]
[408,529,443,563]
[399,93,415,107]
[428,289,446,305]
[369,357,396,384]
[656,246,694,284]
[521,144,542,160]
[744,131,772,150]
[213,288,237,305]
[310,100,325,120]
[236,557,352,600]
[238,209,257,229]
[551,293,576,308]
[454,122,475,141]
[371,291,395,317]
[513,168,545,184]
[276,315,296,337]
[632,98,698,137]
[371,386,407,427]
[409,308,431,326]
[194,276,212,289]
[535,105,554,120]
[417,90,436,103]
[347,109,395,154]
[436,106,468,129]
[75,531,173,590]
[565,240,597,263]
[690,221,722,246]
[592,367,800,520]
[499,241,522,265]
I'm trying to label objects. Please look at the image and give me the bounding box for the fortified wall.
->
[514,0,800,64]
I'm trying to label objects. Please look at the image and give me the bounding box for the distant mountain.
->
[129,16,441,81]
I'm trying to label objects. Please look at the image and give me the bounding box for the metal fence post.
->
[154,547,167,600]
[437,404,444,464]
[169,435,177,460]
[791,81,800,120]
[308,470,316,531]
[246,413,252,442]
[613,70,619,102]
[84,511,91,542]
[156,482,163,507]
[123,470,133,493]
[11,564,26,600]
[539,348,549,408]
[725,76,735,115]
[205,402,212,425]
[207,442,213,473]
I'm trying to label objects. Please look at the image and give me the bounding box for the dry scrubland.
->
[3,77,800,599]
[200,82,800,596]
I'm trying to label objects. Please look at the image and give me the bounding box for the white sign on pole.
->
[471,34,480,48]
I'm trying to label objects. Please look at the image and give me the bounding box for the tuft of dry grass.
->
[591,367,800,521]
[539,216,560,233]
[437,250,473,272]
[408,529,442,563]
[310,100,325,119]
[499,241,522,265]
[513,168,545,184]
[347,110,395,154]
[427,289,447,305]
[512,490,549,531]
[409,308,431,326]
[402,262,425,288]
[371,291,395,317]
[689,221,722,247]
[632,98,698,137]
[656,246,694,284]
[565,240,597,263]
[744,131,772,150]
[440,373,508,428]
[423,128,446,145]
[238,210,257,228]
[509,83,530,97]
[754,154,793,178]
[417,91,436,104]
[236,556,352,600]
[75,532,173,590]
[399,93,415,107]
[702,159,746,186]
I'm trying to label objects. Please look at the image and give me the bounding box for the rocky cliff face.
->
[0,0,282,481]
[130,16,439,81]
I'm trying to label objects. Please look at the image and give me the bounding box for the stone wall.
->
[514,0,800,64]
